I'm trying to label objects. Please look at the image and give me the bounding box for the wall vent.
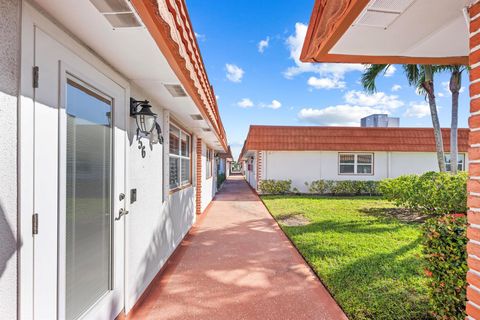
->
[354,0,416,29]
[202,128,212,132]
[369,0,416,13]
[90,0,141,28]
[165,84,188,97]
[191,114,203,120]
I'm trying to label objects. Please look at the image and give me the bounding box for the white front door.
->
[33,27,126,320]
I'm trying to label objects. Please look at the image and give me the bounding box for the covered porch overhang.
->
[31,0,228,152]
[301,0,474,65]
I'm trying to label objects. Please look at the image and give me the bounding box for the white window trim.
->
[169,123,192,191]
[338,153,374,176]
[445,153,466,171]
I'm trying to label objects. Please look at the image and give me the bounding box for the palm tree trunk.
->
[422,65,446,172]
[449,69,461,174]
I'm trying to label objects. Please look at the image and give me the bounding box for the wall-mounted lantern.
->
[130,98,157,136]
[130,98,163,144]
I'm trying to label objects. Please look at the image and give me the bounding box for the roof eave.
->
[131,0,228,152]
[300,0,371,62]
[300,0,468,65]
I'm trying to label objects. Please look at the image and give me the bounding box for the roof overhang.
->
[301,0,474,65]
[30,0,228,152]
[131,0,228,151]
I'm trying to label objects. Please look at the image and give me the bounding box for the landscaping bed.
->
[262,195,429,320]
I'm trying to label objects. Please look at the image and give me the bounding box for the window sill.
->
[169,183,192,195]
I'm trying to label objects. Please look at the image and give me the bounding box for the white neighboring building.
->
[0,1,228,319]
[239,126,469,192]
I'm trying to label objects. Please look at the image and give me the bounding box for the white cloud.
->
[391,84,402,92]
[258,37,270,53]
[237,98,254,108]
[284,23,364,84]
[297,90,403,126]
[384,65,396,77]
[438,92,445,97]
[260,100,282,109]
[194,32,206,41]
[225,64,244,83]
[404,102,430,118]
[215,95,220,100]
[344,90,404,109]
[307,77,346,90]
[298,105,383,126]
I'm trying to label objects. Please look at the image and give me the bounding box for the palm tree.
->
[361,64,446,172]
[438,65,466,174]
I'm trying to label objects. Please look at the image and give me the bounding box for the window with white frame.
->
[339,153,373,175]
[169,124,191,190]
[445,153,466,171]
[206,148,213,179]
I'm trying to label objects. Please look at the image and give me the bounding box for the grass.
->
[261,195,429,320]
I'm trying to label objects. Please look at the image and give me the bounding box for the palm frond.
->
[402,64,421,87]
[361,64,389,93]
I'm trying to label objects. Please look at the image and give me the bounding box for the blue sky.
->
[186,0,470,159]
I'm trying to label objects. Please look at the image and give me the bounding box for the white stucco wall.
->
[264,151,320,192]
[262,150,468,192]
[390,152,441,176]
[125,87,196,311]
[14,3,220,318]
[0,0,20,318]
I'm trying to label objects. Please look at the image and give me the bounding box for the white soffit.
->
[32,0,222,148]
[331,0,470,58]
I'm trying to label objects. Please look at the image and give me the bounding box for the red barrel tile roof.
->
[239,125,469,160]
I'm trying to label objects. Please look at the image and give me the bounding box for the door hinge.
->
[33,66,39,88]
[32,213,38,235]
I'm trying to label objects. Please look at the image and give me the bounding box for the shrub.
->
[217,173,226,189]
[259,179,292,194]
[423,215,467,319]
[307,180,380,195]
[308,180,328,193]
[379,172,467,215]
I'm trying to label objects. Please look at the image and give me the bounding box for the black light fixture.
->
[130,98,157,136]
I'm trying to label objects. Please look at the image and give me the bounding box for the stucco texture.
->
[0,0,20,319]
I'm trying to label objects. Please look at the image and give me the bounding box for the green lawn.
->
[261,195,429,320]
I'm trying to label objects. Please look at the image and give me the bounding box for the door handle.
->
[115,208,129,221]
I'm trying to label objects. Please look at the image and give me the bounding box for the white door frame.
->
[19,2,131,319]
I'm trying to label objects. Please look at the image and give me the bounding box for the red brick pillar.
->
[467,4,480,318]
[256,151,263,190]
[196,138,202,215]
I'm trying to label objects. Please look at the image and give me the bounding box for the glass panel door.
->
[65,78,113,320]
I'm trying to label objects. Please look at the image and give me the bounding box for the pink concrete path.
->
[128,176,348,320]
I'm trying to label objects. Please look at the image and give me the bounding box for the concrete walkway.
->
[128,176,347,320]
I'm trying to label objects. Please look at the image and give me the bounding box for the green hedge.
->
[258,179,292,194]
[307,180,380,195]
[380,171,468,318]
[379,171,467,215]
[423,215,467,319]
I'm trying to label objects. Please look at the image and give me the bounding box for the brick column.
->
[467,4,480,318]
[256,151,263,190]
[196,138,202,215]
